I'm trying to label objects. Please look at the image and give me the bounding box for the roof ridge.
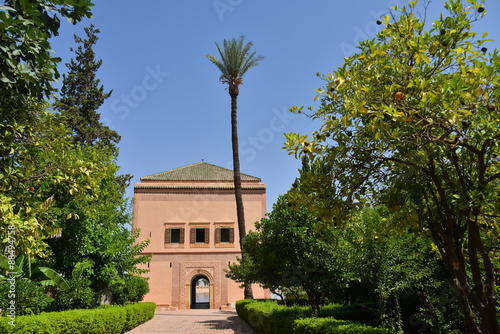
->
[140,161,261,182]
[142,161,204,179]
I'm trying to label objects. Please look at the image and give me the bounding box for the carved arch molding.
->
[180,261,220,309]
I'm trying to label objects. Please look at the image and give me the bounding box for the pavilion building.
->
[132,162,271,310]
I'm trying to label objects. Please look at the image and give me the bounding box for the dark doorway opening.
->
[190,275,210,309]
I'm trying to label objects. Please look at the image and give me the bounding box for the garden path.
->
[126,309,256,334]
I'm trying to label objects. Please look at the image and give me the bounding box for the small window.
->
[195,228,205,243]
[165,227,184,245]
[216,227,234,244]
[220,228,230,243]
[190,227,209,244]
[170,228,181,243]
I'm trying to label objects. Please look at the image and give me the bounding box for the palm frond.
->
[204,35,263,86]
[203,54,228,81]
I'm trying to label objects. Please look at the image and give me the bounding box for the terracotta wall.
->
[133,178,268,309]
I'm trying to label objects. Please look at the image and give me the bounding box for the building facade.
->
[133,162,271,310]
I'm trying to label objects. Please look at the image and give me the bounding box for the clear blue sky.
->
[49,0,500,211]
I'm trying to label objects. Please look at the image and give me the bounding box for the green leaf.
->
[38,267,70,290]
[0,254,22,275]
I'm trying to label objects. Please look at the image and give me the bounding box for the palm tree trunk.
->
[230,92,253,299]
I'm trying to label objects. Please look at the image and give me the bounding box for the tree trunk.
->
[230,91,253,299]
[425,161,500,334]
[305,289,322,317]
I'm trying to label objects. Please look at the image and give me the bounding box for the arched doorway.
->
[190,274,210,309]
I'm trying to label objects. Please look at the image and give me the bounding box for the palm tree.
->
[204,36,263,299]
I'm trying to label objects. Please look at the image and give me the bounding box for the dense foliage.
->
[110,274,150,305]
[236,299,396,334]
[0,0,93,101]
[0,0,150,318]
[0,302,156,334]
[51,278,95,311]
[1,106,97,258]
[228,198,462,332]
[0,278,51,316]
[48,23,149,298]
[228,195,343,315]
[53,24,120,151]
[283,0,500,332]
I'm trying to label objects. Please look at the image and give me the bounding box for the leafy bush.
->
[0,302,156,333]
[110,275,149,305]
[293,317,396,334]
[321,303,380,326]
[235,299,257,322]
[236,299,395,334]
[124,275,149,303]
[0,278,51,316]
[236,299,284,333]
[52,278,95,311]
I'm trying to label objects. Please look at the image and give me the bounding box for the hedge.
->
[236,299,396,334]
[0,302,156,333]
[320,303,380,326]
[293,317,396,334]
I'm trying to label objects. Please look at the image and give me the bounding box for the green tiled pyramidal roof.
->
[141,162,261,182]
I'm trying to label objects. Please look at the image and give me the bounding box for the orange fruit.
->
[395,92,405,101]
[29,187,34,192]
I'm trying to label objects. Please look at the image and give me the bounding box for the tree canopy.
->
[284,0,500,332]
[0,4,150,308]
[204,35,264,97]
[1,1,96,257]
[53,24,120,151]
[48,25,148,294]
[0,0,93,102]
[227,195,342,315]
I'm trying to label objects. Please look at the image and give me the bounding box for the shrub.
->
[110,275,149,305]
[235,299,256,323]
[321,303,380,326]
[0,302,156,333]
[0,278,51,316]
[293,317,397,334]
[237,299,309,333]
[236,299,395,334]
[236,299,276,332]
[52,278,95,311]
[123,275,149,303]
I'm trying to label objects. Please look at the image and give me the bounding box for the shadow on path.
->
[126,309,256,334]
[197,315,255,333]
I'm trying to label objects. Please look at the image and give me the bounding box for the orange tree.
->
[226,195,344,316]
[1,0,94,258]
[285,0,500,333]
